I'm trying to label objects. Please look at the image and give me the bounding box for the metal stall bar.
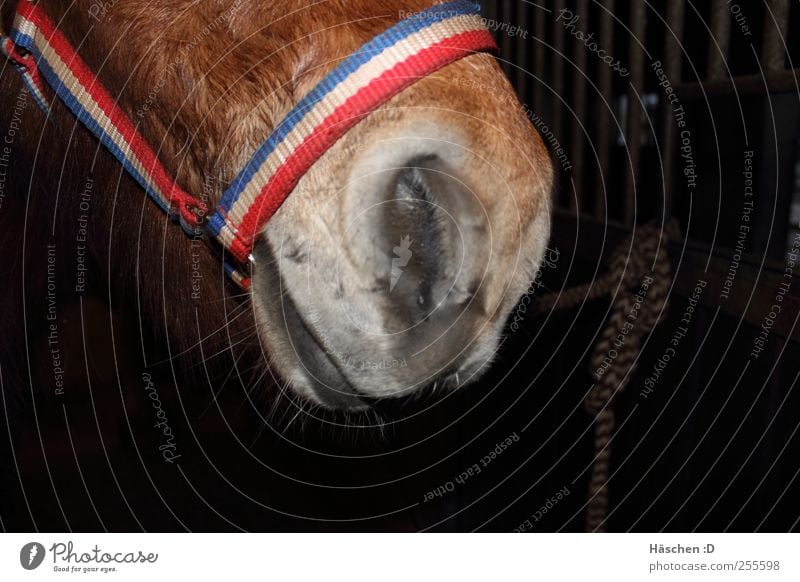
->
[661,0,685,222]
[533,1,546,110]
[762,0,790,72]
[623,0,647,225]
[594,0,616,220]
[569,0,589,213]
[552,0,566,206]
[707,0,731,81]
[501,0,514,76]
[515,0,530,97]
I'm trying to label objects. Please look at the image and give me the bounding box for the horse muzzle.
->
[249,116,549,410]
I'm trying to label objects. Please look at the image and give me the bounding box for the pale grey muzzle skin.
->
[250,124,551,411]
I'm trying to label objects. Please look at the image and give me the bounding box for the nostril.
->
[342,150,490,341]
[369,161,490,344]
[381,163,460,319]
[385,159,488,289]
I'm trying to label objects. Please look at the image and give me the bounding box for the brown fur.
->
[0,0,552,407]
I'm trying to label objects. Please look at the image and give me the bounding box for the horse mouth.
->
[251,241,482,411]
[276,285,373,410]
[279,298,482,412]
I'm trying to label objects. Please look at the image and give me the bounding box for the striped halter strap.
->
[1,0,496,288]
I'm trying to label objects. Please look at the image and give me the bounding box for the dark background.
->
[2,1,800,532]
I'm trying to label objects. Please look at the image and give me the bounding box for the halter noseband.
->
[1,1,496,288]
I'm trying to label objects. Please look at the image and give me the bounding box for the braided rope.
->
[537,221,678,532]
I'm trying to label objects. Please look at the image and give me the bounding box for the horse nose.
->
[381,165,482,323]
[344,158,492,386]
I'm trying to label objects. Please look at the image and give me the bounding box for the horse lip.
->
[283,295,370,410]
[250,240,369,410]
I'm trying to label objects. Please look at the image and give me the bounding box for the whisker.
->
[282,398,307,433]
[149,304,253,366]
[237,366,272,410]
[196,291,252,305]
[180,327,258,372]
[198,348,249,419]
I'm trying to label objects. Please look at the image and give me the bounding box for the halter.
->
[1,0,496,288]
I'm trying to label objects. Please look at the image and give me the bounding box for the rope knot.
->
[1,35,33,70]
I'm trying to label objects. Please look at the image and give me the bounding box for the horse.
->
[0,0,553,413]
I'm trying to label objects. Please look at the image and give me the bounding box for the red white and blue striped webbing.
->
[1,0,496,288]
[2,0,209,233]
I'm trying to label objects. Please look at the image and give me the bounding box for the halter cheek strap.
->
[1,0,496,288]
[2,0,208,233]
